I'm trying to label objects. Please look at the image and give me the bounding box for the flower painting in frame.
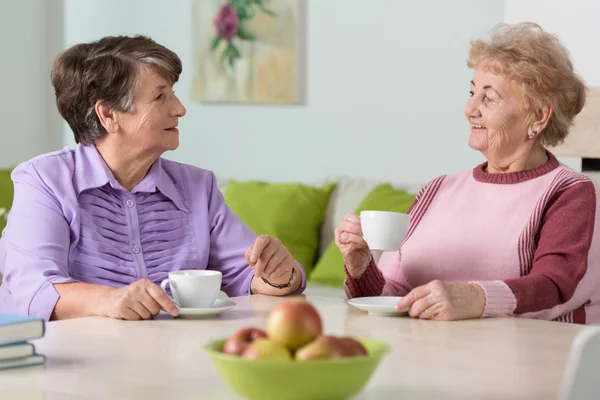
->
[192,0,306,104]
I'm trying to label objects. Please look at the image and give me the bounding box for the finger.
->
[245,246,253,265]
[343,213,361,225]
[128,298,153,320]
[139,294,162,317]
[120,307,141,321]
[339,231,367,246]
[396,285,431,310]
[254,240,279,277]
[418,303,443,320]
[263,247,290,280]
[250,235,271,264]
[147,282,179,316]
[409,296,436,318]
[339,220,363,236]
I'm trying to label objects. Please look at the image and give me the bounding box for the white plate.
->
[176,298,237,318]
[347,296,409,317]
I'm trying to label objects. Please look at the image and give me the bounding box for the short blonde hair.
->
[467,22,587,147]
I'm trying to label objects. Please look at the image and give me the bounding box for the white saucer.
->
[176,298,237,318]
[347,296,409,317]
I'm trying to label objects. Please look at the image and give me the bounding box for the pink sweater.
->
[345,153,600,324]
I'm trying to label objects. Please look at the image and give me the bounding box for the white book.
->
[0,354,45,371]
[0,342,35,361]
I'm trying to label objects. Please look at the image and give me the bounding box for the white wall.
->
[0,0,64,168]
[63,0,504,185]
[505,0,600,172]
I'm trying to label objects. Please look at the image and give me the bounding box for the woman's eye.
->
[155,93,165,101]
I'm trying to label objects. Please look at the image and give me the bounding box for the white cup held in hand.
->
[160,270,222,309]
[360,210,410,251]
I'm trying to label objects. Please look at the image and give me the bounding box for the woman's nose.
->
[172,96,186,118]
[464,98,481,118]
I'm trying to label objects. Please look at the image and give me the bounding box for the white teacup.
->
[160,270,222,309]
[360,210,410,251]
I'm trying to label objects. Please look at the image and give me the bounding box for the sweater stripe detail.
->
[573,306,586,324]
[519,170,591,276]
[405,176,445,241]
[553,311,580,324]
[519,170,569,276]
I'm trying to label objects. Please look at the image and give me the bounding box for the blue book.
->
[0,314,45,346]
[0,354,45,371]
[0,341,35,361]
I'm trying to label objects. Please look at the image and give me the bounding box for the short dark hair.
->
[51,35,182,145]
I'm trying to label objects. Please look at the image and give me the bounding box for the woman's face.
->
[116,66,186,155]
[465,68,531,158]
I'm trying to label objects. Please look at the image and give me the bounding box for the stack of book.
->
[0,314,45,371]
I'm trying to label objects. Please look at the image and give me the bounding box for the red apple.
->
[222,327,268,356]
[338,337,368,357]
[241,338,292,360]
[295,335,350,361]
[266,298,323,351]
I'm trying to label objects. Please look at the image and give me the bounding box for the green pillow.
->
[224,181,336,275]
[308,184,416,287]
[0,167,14,234]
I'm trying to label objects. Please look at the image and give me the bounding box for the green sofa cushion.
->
[0,167,14,234]
[308,184,416,287]
[224,181,336,275]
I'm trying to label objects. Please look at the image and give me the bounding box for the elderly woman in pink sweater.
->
[335,22,599,324]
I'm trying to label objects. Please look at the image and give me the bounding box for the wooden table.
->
[0,294,584,399]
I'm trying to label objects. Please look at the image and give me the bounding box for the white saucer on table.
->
[175,291,236,318]
[347,296,409,317]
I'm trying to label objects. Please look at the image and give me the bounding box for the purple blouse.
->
[0,144,306,321]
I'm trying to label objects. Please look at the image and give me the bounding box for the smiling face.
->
[115,65,186,156]
[465,68,533,159]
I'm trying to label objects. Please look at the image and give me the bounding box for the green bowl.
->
[203,337,390,400]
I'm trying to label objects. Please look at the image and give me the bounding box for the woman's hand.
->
[246,235,300,294]
[396,281,486,321]
[99,279,179,320]
[335,213,372,278]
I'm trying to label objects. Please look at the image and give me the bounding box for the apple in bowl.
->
[222,327,268,356]
[266,298,323,351]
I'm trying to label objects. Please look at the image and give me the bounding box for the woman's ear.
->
[531,103,553,134]
[95,100,119,134]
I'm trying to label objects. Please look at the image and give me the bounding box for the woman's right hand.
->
[99,279,179,320]
[335,213,372,278]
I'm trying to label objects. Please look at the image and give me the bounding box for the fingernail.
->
[250,256,256,264]
[171,308,179,316]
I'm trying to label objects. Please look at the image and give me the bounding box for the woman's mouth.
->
[165,127,179,133]
[471,124,487,132]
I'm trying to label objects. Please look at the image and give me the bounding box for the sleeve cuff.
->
[470,280,517,318]
[344,258,385,298]
[29,277,76,321]
[292,261,307,295]
[243,267,255,296]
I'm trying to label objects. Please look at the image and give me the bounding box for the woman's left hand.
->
[396,280,486,321]
[246,235,299,293]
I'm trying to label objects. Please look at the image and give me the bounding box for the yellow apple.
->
[241,338,293,360]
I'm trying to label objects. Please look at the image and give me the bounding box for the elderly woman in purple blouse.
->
[0,35,305,322]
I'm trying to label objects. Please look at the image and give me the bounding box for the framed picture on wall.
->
[191,0,306,104]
